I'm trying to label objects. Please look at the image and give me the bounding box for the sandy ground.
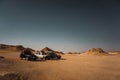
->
[0,51,120,80]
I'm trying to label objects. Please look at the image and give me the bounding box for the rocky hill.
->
[41,47,64,55]
[86,48,108,55]
[41,47,53,53]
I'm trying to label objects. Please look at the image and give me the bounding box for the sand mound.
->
[87,48,108,55]
[0,70,51,80]
[0,44,35,52]
[0,44,25,52]
[0,73,28,80]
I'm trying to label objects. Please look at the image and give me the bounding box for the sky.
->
[0,0,120,52]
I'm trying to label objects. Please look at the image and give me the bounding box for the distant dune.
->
[109,51,120,55]
[0,44,35,52]
[0,44,25,52]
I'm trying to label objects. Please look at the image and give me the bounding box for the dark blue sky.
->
[0,0,120,52]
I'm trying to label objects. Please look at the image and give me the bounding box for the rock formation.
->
[41,47,64,55]
[87,48,108,55]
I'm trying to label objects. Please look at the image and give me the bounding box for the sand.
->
[0,51,120,80]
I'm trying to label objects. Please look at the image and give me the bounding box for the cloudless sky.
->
[0,0,120,52]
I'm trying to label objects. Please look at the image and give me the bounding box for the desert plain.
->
[0,50,120,80]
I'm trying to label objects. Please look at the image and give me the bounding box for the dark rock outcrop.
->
[41,47,64,55]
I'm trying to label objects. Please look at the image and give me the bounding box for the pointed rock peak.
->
[41,47,53,51]
[40,47,54,54]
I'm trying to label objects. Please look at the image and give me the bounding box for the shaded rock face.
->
[16,45,25,51]
[41,47,64,55]
[87,48,108,55]
[0,44,25,51]
[0,56,5,60]
[41,47,53,54]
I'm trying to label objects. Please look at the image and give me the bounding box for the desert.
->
[0,44,120,80]
[1,0,120,80]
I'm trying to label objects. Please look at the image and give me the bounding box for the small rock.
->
[0,56,5,60]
